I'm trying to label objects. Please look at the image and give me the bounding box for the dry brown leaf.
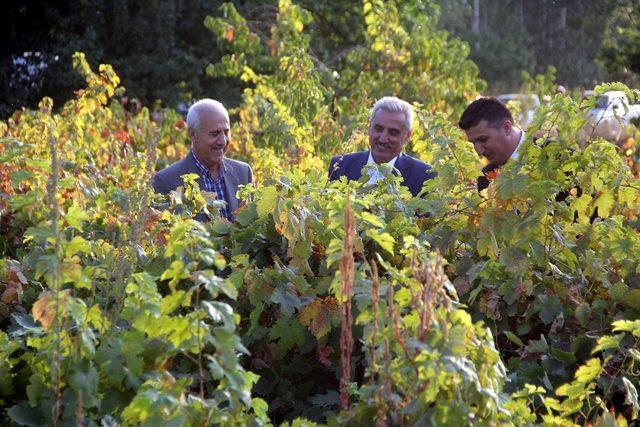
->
[1,286,18,304]
[32,291,69,331]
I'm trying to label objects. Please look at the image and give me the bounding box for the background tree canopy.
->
[2,0,639,119]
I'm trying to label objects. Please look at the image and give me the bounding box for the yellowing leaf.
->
[257,186,278,219]
[592,334,623,354]
[360,211,384,228]
[65,204,89,230]
[613,319,640,335]
[61,256,85,287]
[160,260,190,290]
[64,236,91,258]
[570,194,592,224]
[366,230,394,255]
[86,304,110,333]
[32,291,69,331]
[594,190,615,217]
[574,358,602,384]
[299,298,337,339]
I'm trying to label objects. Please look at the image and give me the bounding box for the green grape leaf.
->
[269,317,306,351]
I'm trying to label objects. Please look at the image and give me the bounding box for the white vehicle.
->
[584,90,640,143]
[496,94,540,130]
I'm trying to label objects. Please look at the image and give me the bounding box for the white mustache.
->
[374,141,392,149]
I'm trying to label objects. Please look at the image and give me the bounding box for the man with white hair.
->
[152,99,253,220]
[328,96,436,196]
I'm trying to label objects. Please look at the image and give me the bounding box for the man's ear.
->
[501,119,513,135]
[404,128,413,142]
[188,127,195,142]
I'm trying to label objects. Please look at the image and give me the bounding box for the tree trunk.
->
[471,0,480,34]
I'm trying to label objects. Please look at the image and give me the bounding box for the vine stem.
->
[196,284,205,399]
[369,260,389,426]
[339,190,355,410]
[386,285,416,372]
[46,119,63,426]
[369,260,380,373]
[107,122,158,324]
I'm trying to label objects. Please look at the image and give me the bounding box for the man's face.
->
[369,109,411,164]
[189,107,230,171]
[465,119,514,167]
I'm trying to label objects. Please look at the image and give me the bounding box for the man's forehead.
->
[199,111,230,127]
[203,120,229,127]
[466,119,496,135]
[371,110,406,128]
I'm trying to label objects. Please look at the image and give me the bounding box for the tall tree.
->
[435,0,616,91]
[436,0,533,90]
[600,0,640,85]
[0,0,252,118]
[523,0,613,87]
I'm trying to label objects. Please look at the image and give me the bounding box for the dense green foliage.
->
[2,1,640,426]
[0,56,267,425]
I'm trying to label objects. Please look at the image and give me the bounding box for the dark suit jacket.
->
[328,151,437,197]
[152,151,253,213]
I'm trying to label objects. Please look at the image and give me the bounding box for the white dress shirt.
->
[510,130,525,160]
[366,151,399,184]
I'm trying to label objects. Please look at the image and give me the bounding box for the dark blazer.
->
[328,151,437,197]
[152,151,253,213]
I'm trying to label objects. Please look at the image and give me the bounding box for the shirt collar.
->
[511,129,525,160]
[367,151,400,168]
[191,150,225,178]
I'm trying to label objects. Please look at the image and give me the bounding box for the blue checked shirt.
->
[191,151,233,221]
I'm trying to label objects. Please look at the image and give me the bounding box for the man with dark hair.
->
[458,97,524,191]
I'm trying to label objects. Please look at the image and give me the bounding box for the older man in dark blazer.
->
[152,99,253,220]
[328,96,436,197]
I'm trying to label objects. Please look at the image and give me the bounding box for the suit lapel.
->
[185,152,205,189]
[394,153,411,186]
[222,158,240,213]
[352,151,369,180]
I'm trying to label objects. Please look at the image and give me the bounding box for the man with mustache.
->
[458,97,524,192]
[328,96,436,197]
[152,99,253,220]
